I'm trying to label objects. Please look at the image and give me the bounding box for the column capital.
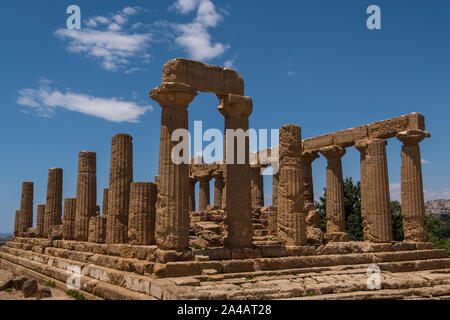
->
[217,94,253,118]
[189,176,197,183]
[396,130,431,145]
[149,82,197,108]
[302,150,320,163]
[211,170,224,180]
[319,145,346,159]
[355,138,387,152]
[196,174,211,182]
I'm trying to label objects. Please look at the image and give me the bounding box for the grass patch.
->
[4,288,12,293]
[44,280,56,288]
[66,289,85,300]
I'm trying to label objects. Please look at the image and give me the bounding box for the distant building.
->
[425,199,450,217]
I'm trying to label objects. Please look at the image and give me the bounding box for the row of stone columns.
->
[188,170,227,212]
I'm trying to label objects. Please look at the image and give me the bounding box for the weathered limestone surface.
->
[88,215,107,243]
[36,205,45,238]
[74,151,97,241]
[20,182,34,231]
[162,58,244,96]
[212,171,224,209]
[302,151,322,242]
[106,134,133,244]
[277,125,307,245]
[102,188,109,215]
[319,146,349,242]
[397,130,430,242]
[43,168,63,238]
[356,139,392,242]
[250,164,264,210]
[62,198,76,240]
[150,82,197,250]
[15,210,25,237]
[272,172,279,206]
[218,94,254,248]
[188,177,196,212]
[128,182,157,245]
[197,175,210,211]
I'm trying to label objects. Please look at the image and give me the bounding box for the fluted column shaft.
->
[20,182,34,231]
[188,177,196,211]
[44,168,63,237]
[212,172,224,209]
[106,134,133,244]
[397,130,430,242]
[63,198,76,240]
[218,94,253,248]
[250,164,264,209]
[356,139,392,242]
[272,172,279,206]
[128,182,157,245]
[150,82,197,250]
[74,151,97,241]
[277,124,307,245]
[320,146,348,241]
[36,205,45,238]
[102,188,109,215]
[198,176,210,211]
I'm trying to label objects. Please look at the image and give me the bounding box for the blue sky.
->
[1,0,449,233]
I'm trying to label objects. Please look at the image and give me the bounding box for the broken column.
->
[397,130,430,242]
[102,188,109,215]
[197,175,210,211]
[277,124,307,245]
[20,182,34,232]
[88,216,107,243]
[128,182,157,245]
[150,82,197,250]
[319,146,349,242]
[212,170,224,209]
[74,151,97,241]
[106,134,133,244]
[188,177,196,212]
[302,151,322,244]
[250,164,264,210]
[62,198,76,240]
[218,94,254,248]
[355,139,393,242]
[44,168,63,237]
[36,205,45,238]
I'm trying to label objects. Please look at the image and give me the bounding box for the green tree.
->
[391,201,404,241]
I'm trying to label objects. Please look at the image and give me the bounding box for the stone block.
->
[333,125,368,147]
[368,115,409,139]
[303,133,333,152]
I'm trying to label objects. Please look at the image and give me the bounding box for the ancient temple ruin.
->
[2,58,449,300]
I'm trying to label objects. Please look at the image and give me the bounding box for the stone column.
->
[74,151,97,241]
[319,146,349,242]
[16,210,26,237]
[302,151,320,229]
[272,172,279,206]
[188,177,196,212]
[36,205,45,238]
[63,198,76,240]
[44,168,63,237]
[212,170,224,209]
[250,164,264,209]
[397,130,430,242]
[355,139,392,242]
[88,216,107,243]
[218,94,253,248]
[14,210,21,237]
[197,175,210,211]
[128,182,157,245]
[102,188,109,215]
[20,182,34,231]
[277,124,307,245]
[106,134,133,244]
[150,82,197,251]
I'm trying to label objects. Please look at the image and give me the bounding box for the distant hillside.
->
[425,199,450,216]
[0,233,12,238]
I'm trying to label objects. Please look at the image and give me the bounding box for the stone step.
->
[254,230,268,237]
[0,249,156,300]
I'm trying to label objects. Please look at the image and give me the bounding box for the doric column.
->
[250,164,264,209]
[128,182,157,245]
[20,182,34,231]
[44,168,63,237]
[197,175,210,211]
[355,139,392,242]
[319,146,349,242]
[74,151,97,241]
[106,134,133,244]
[302,151,320,229]
[102,188,109,215]
[397,130,431,242]
[188,177,196,212]
[272,172,279,206]
[218,93,253,248]
[277,124,307,245]
[150,82,197,250]
[212,170,224,209]
[88,216,107,243]
[36,205,45,238]
[63,198,76,240]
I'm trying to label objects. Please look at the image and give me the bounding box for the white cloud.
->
[224,59,234,69]
[287,71,296,76]
[171,0,229,60]
[424,188,450,201]
[17,82,152,123]
[56,7,150,72]
[421,158,430,164]
[389,183,401,201]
